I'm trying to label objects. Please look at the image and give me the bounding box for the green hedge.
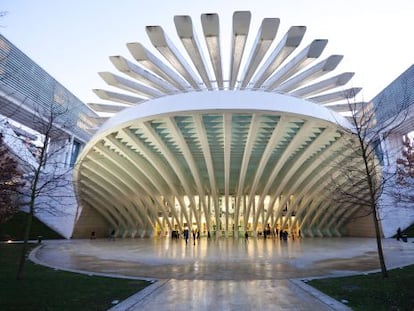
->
[0,244,150,310]
[392,223,414,238]
[0,212,63,241]
[309,264,414,310]
[404,223,414,237]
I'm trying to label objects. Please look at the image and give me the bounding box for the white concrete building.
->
[72,12,393,239]
[1,12,412,239]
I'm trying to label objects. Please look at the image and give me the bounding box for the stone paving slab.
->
[31,237,414,310]
[110,279,344,311]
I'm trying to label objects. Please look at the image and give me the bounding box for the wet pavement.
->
[31,237,414,310]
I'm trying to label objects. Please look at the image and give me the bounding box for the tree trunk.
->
[371,204,388,278]
[16,209,33,280]
[16,130,45,280]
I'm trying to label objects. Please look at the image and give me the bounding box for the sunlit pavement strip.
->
[31,237,414,310]
[109,279,347,311]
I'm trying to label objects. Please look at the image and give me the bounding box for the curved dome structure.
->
[73,11,369,238]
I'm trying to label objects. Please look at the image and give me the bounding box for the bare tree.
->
[0,89,80,280]
[12,95,80,279]
[329,82,411,278]
[0,32,98,279]
[0,91,90,280]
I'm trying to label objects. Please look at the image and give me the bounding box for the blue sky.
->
[1,0,413,105]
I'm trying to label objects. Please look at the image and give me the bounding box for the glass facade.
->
[371,65,414,125]
[70,140,82,167]
[154,194,301,238]
[0,34,98,143]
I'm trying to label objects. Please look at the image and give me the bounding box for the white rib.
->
[99,72,164,98]
[110,55,177,94]
[106,134,183,229]
[291,72,354,97]
[308,87,362,104]
[146,25,202,90]
[264,129,339,223]
[127,42,190,92]
[275,55,343,93]
[201,13,223,89]
[239,18,279,89]
[174,15,212,90]
[94,140,174,229]
[324,102,365,113]
[87,103,128,114]
[252,26,306,89]
[253,122,315,229]
[93,89,144,105]
[263,39,328,90]
[229,11,251,89]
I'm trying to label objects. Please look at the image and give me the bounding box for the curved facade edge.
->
[74,92,354,186]
[96,91,353,136]
[73,91,368,239]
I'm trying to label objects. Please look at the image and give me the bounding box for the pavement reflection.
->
[34,237,414,280]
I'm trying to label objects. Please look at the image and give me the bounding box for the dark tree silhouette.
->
[394,134,414,204]
[397,134,414,180]
[0,133,24,224]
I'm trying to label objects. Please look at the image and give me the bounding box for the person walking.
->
[183,227,189,245]
[396,227,402,241]
[109,229,115,241]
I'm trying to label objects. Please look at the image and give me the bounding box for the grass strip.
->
[0,243,150,311]
[308,264,414,310]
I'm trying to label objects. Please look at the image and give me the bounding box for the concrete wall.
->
[71,205,110,239]
[378,133,414,237]
[379,190,414,238]
[30,170,78,239]
[344,207,382,237]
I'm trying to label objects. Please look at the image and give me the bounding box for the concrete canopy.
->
[74,11,370,238]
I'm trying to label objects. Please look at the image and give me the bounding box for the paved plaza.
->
[31,237,414,310]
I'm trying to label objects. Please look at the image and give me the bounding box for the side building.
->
[0,34,100,238]
[374,65,414,238]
